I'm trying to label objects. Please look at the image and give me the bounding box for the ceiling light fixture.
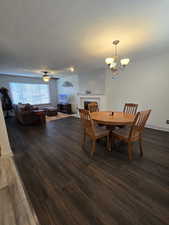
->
[42,71,50,82]
[105,40,130,75]
[68,66,75,72]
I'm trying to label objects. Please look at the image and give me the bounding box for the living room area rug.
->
[46,112,73,122]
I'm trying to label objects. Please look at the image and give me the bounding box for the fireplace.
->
[84,101,97,110]
[76,95,106,117]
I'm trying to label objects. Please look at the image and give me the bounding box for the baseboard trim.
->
[146,124,169,132]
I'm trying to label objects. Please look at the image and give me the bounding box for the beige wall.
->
[77,52,169,131]
[105,52,169,131]
[0,100,12,156]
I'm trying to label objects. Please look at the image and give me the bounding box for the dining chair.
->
[88,102,99,113]
[110,109,151,160]
[118,103,138,129]
[79,109,111,157]
[123,103,138,115]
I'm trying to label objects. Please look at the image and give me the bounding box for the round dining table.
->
[91,111,135,126]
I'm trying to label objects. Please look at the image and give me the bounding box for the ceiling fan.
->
[41,66,75,82]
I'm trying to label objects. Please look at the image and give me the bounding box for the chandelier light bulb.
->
[105,57,114,65]
[110,61,117,69]
[68,67,75,72]
[120,58,130,66]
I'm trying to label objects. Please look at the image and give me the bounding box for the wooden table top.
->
[91,111,135,125]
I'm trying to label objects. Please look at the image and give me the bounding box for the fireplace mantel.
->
[77,93,104,96]
[77,94,106,111]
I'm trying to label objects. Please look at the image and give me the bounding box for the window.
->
[10,82,50,105]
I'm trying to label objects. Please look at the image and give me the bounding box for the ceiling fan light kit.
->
[42,71,50,82]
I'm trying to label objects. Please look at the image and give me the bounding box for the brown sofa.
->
[43,106,58,116]
[13,104,42,125]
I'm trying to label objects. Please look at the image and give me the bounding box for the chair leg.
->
[110,135,115,150]
[106,135,111,151]
[91,140,96,157]
[127,142,133,160]
[139,137,143,157]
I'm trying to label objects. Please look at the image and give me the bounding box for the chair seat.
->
[112,126,140,141]
[86,126,110,138]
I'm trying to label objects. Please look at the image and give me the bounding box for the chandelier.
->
[105,40,130,75]
[42,71,50,82]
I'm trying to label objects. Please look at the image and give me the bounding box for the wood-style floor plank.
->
[6,117,169,225]
[0,157,39,225]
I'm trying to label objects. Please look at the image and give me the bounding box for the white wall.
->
[76,52,169,131]
[78,69,106,95]
[0,74,58,106]
[105,52,169,131]
[0,100,12,156]
[57,75,79,113]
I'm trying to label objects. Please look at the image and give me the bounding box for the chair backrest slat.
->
[79,109,95,135]
[88,102,99,113]
[123,103,138,115]
[129,110,151,139]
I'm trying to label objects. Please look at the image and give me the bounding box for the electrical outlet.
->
[166,120,169,124]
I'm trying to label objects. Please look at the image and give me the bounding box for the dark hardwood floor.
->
[6,117,169,225]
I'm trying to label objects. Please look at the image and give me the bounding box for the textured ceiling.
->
[0,0,169,77]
